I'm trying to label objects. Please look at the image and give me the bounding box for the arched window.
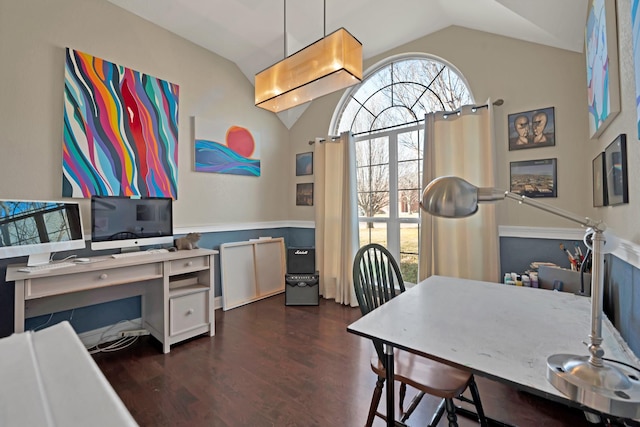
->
[330,53,474,284]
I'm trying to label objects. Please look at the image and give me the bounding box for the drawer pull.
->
[186,261,193,267]
[100,273,108,280]
[186,308,194,315]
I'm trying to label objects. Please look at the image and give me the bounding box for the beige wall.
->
[291,15,640,246]
[0,0,290,231]
[2,0,638,246]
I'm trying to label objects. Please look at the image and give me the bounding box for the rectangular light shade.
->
[255,28,362,112]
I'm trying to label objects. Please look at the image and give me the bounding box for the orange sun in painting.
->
[226,126,255,158]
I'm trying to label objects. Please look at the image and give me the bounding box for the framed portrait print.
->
[592,152,607,207]
[296,152,313,176]
[296,183,314,206]
[604,134,628,206]
[510,158,557,198]
[508,107,555,150]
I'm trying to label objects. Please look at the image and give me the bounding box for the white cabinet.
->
[220,238,285,310]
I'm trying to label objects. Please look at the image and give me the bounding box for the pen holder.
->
[537,265,591,296]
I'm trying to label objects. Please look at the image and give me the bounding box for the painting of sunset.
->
[194,117,260,176]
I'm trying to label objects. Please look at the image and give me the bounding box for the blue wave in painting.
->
[195,139,260,176]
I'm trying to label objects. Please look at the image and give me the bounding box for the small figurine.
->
[175,233,201,250]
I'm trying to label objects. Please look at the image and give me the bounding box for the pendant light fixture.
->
[255,0,362,113]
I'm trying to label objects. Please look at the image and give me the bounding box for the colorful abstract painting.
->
[63,48,179,198]
[632,0,640,139]
[585,0,620,138]
[194,117,260,176]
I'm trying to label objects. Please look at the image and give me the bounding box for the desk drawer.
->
[168,256,209,275]
[25,264,162,299]
[169,291,208,336]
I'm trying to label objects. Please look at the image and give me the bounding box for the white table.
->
[347,275,640,426]
[0,321,137,426]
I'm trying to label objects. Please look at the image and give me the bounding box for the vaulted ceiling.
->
[107,0,588,127]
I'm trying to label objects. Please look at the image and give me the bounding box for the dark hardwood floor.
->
[94,294,600,426]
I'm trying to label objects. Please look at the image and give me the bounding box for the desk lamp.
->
[420,176,640,419]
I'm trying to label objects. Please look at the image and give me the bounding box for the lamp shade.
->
[420,176,480,218]
[255,28,362,112]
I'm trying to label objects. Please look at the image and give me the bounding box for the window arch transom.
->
[331,54,474,136]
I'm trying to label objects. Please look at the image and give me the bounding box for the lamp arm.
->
[492,189,607,366]
[481,189,606,232]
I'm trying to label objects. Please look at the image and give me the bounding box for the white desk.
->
[0,321,137,426]
[6,249,217,353]
[347,275,640,425]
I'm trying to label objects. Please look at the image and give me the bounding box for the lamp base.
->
[547,354,640,419]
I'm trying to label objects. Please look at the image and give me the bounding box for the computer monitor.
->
[91,196,173,251]
[0,199,86,266]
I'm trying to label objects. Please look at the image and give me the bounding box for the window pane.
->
[355,140,371,167]
[359,221,388,248]
[398,189,420,218]
[400,224,419,284]
[356,167,370,191]
[398,132,422,161]
[352,65,391,103]
[398,160,419,190]
[369,138,389,165]
[373,107,416,131]
[362,87,394,119]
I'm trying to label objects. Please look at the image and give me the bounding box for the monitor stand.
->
[27,252,52,267]
[119,247,141,254]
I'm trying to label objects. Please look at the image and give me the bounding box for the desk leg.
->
[14,280,25,333]
[384,344,395,427]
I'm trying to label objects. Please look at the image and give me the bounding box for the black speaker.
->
[287,247,315,274]
[285,272,319,306]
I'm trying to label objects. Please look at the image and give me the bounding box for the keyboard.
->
[111,248,169,259]
[18,261,76,273]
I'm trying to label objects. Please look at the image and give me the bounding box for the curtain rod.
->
[344,98,504,138]
[309,99,504,143]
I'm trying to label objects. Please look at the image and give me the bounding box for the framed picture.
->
[510,158,557,198]
[296,152,313,176]
[632,0,640,139]
[507,107,555,150]
[296,183,314,206]
[585,0,621,138]
[592,152,607,207]
[604,134,628,206]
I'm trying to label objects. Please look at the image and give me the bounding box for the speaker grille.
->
[287,248,315,273]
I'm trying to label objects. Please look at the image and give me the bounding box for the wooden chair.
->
[352,243,488,427]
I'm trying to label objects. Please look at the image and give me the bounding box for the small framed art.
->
[592,151,607,207]
[296,183,314,206]
[508,107,555,150]
[604,134,628,206]
[296,152,313,176]
[510,158,557,198]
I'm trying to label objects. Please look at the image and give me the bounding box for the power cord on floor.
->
[84,319,143,354]
[88,336,139,355]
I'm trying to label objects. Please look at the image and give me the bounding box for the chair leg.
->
[444,398,459,427]
[468,376,488,427]
[366,377,384,427]
[399,382,406,414]
[400,391,425,422]
[427,398,446,427]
